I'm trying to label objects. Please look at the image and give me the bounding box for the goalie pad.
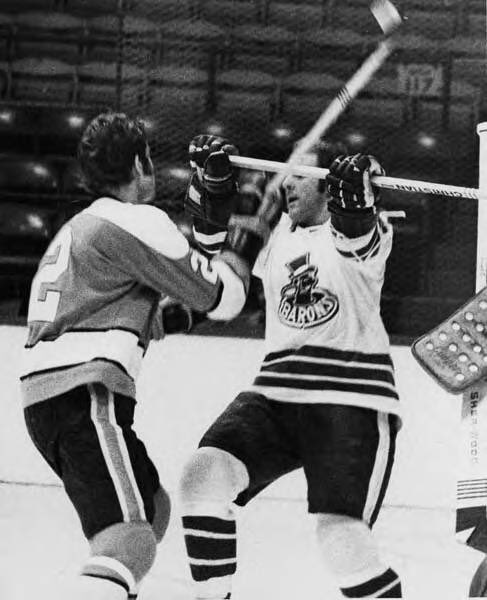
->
[412,286,487,394]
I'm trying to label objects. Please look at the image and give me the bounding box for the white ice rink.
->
[0,326,484,599]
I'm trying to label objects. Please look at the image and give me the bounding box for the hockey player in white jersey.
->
[180,137,402,598]
[20,114,280,600]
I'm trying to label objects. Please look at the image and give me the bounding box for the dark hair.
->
[315,139,348,193]
[78,112,150,196]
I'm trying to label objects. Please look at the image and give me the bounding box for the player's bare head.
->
[78,112,155,204]
[283,139,347,227]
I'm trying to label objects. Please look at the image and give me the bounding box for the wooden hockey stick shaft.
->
[230,155,480,200]
[268,37,396,191]
[265,0,403,190]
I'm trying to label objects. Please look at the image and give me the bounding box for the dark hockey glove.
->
[151,297,196,340]
[185,134,240,231]
[326,153,384,237]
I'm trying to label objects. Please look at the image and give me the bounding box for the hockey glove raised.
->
[185,134,240,230]
[326,153,384,237]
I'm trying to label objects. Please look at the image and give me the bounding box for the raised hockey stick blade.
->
[266,0,403,192]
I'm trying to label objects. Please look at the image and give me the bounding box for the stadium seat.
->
[279,71,341,128]
[226,24,297,76]
[298,27,369,78]
[158,19,226,70]
[400,8,458,39]
[264,1,325,32]
[466,7,486,41]
[328,3,384,36]
[416,80,480,132]
[12,12,86,64]
[85,15,159,65]
[0,104,39,153]
[63,0,123,17]
[77,61,147,109]
[200,0,261,29]
[0,203,53,278]
[0,155,59,194]
[128,0,198,20]
[0,62,10,99]
[349,96,406,124]
[148,65,209,158]
[0,14,14,61]
[393,33,442,52]
[9,58,76,103]
[449,34,484,55]
[36,105,95,154]
[214,69,279,137]
[451,50,485,88]
[0,203,52,242]
[0,0,57,12]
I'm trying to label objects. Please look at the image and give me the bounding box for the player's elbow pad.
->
[329,202,378,238]
[206,253,250,321]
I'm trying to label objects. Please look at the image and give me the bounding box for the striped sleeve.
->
[330,217,392,265]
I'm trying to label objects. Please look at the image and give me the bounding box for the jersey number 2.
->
[29,226,72,322]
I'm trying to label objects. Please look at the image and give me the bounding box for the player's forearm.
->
[330,206,378,239]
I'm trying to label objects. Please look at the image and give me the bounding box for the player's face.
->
[136,145,156,204]
[282,152,329,227]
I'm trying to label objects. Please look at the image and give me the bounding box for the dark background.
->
[0,0,483,343]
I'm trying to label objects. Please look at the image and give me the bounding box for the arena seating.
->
[7,58,76,103]
[76,61,147,108]
[13,12,86,64]
[225,24,297,76]
[279,71,341,129]
[0,0,482,334]
[158,19,225,70]
[264,1,325,32]
[0,14,14,61]
[297,27,370,79]
[62,0,123,17]
[0,0,58,12]
[200,0,261,28]
[214,68,279,134]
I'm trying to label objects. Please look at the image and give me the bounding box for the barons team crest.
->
[279,253,339,329]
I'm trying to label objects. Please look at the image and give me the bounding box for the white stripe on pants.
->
[88,384,147,523]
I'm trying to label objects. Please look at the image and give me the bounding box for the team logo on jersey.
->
[278,253,339,329]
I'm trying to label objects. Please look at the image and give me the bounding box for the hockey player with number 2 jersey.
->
[180,136,403,599]
[19,115,278,600]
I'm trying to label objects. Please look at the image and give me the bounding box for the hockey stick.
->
[229,155,479,200]
[264,0,403,191]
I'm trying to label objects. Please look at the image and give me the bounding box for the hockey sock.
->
[182,515,236,599]
[340,567,402,598]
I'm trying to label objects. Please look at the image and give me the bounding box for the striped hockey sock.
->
[340,567,402,598]
[182,515,236,599]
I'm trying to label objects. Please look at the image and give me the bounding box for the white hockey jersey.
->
[20,197,246,408]
[249,213,401,418]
